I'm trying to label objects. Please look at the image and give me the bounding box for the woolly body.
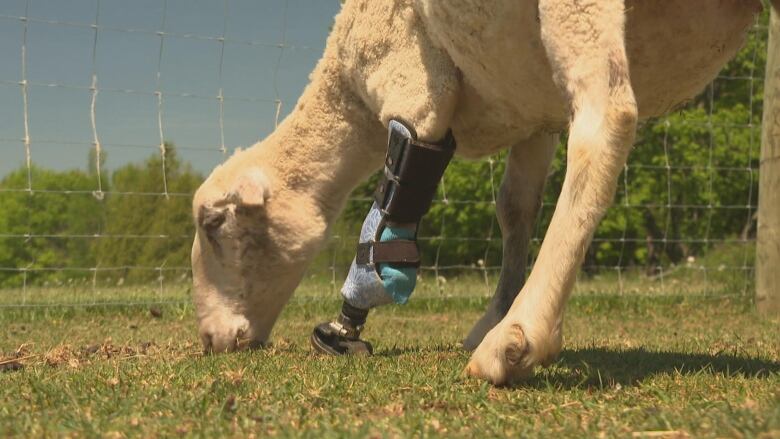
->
[191,0,761,385]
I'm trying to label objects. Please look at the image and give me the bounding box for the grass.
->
[0,280,778,437]
[0,263,757,307]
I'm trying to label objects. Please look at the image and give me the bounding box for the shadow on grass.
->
[528,347,780,389]
[374,344,778,389]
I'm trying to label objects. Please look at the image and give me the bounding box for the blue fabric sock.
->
[378,226,417,304]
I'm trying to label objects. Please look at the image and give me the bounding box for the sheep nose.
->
[200,328,240,354]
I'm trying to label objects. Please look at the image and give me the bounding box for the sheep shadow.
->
[374,344,779,389]
[527,347,780,389]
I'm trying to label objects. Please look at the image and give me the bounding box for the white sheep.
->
[191,0,763,385]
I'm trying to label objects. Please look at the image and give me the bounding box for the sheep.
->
[191,0,763,385]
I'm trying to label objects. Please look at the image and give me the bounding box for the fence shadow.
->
[526,347,780,389]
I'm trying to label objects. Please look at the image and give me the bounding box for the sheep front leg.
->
[465,0,638,385]
[310,0,462,355]
[463,132,557,351]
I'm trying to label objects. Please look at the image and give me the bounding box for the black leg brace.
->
[311,119,456,355]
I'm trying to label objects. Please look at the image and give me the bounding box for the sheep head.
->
[190,155,327,352]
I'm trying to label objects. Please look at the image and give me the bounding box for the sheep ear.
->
[226,168,272,209]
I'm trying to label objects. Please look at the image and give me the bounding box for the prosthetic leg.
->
[311,119,455,355]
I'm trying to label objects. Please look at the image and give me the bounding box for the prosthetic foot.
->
[311,119,455,356]
[311,302,372,355]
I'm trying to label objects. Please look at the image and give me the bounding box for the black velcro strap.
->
[375,127,455,223]
[355,240,420,267]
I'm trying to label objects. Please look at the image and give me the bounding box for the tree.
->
[93,143,203,283]
[0,166,103,287]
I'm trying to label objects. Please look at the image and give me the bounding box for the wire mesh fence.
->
[0,0,770,307]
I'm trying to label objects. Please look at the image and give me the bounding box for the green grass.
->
[0,264,756,308]
[0,284,778,437]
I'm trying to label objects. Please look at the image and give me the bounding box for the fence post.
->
[757,3,780,315]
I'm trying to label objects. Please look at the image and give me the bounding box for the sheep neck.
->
[257,58,385,221]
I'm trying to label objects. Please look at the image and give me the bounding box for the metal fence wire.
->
[0,1,770,306]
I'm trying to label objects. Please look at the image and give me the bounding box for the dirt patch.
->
[1,345,34,372]
[0,359,24,373]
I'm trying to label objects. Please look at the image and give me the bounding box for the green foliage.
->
[0,166,103,287]
[0,144,203,288]
[591,19,767,271]
[94,143,202,284]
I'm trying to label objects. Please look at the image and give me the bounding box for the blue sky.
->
[0,0,341,178]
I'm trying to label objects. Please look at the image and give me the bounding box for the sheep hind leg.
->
[463,132,558,351]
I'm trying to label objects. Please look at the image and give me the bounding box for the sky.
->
[0,0,341,178]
